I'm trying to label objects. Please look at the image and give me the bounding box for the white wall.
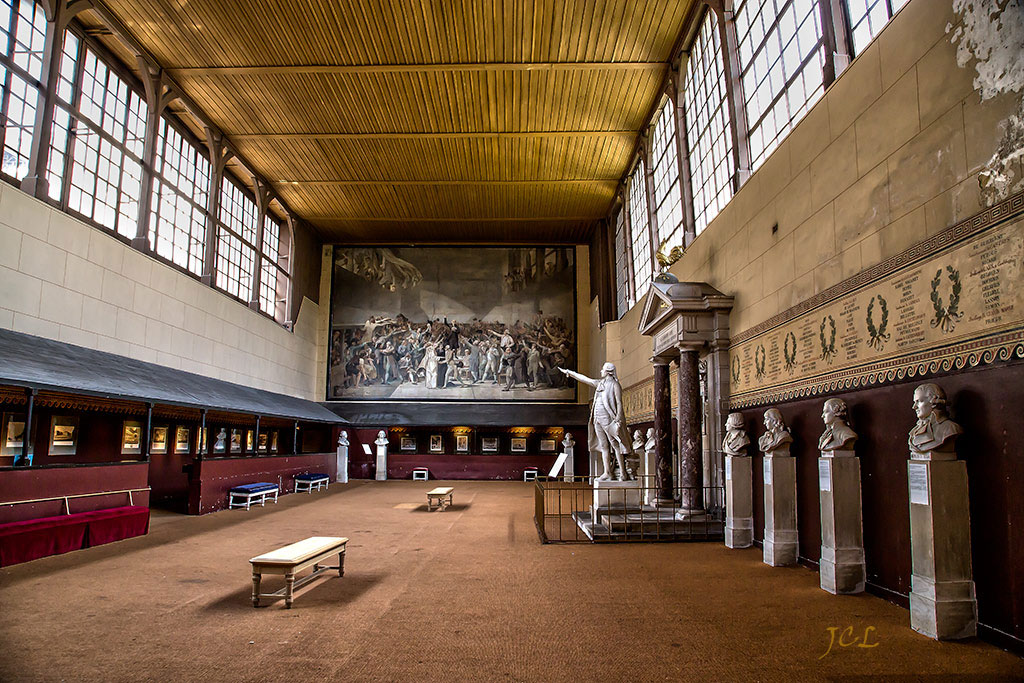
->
[0,183,320,399]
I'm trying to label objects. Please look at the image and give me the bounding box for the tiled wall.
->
[0,183,320,399]
[589,0,1024,390]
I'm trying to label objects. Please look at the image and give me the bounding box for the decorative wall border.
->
[731,191,1024,346]
[728,330,1024,409]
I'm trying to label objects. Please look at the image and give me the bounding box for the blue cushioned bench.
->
[294,473,330,494]
[229,483,279,510]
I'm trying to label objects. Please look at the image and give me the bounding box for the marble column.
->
[908,457,977,639]
[653,358,674,506]
[763,445,798,566]
[818,451,865,593]
[676,347,703,513]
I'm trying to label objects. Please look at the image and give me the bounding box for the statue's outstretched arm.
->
[558,367,598,388]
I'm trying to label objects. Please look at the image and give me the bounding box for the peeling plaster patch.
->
[949,0,1024,204]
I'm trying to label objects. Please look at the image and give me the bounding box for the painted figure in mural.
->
[908,383,962,457]
[558,363,633,481]
[758,408,793,453]
[375,430,389,448]
[722,413,751,457]
[338,430,349,447]
[818,399,858,451]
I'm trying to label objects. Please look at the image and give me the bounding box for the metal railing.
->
[0,487,151,515]
[534,475,724,543]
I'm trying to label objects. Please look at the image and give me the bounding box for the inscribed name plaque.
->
[908,462,930,505]
[818,459,832,492]
[725,457,732,481]
[728,196,1024,409]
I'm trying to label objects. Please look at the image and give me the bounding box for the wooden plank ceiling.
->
[89,0,695,243]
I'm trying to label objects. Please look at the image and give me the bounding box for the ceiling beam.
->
[274,179,620,186]
[309,216,604,222]
[167,62,666,78]
[232,130,636,141]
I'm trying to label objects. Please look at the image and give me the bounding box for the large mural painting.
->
[327,246,577,401]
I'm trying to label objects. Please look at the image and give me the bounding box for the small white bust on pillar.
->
[374,429,389,481]
[817,399,865,594]
[643,428,656,505]
[337,430,350,484]
[561,432,575,481]
[723,413,753,549]
[906,383,976,640]
[760,408,798,566]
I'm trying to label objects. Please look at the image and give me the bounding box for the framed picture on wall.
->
[510,437,527,453]
[401,437,416,451]
[50,416,79,455]
[151,427,168,454]
[269,431,279,453]
[258,432,268,453]
[1,413,26,455]
[540,438,556,452]
[246,430,254,453]
[213,428,227,454]
[456,435,469,453]
[121,422,142,455]
[175,427,191,454]
[429,435,443,453]
[230,429,242,453]
[481,437,498,453]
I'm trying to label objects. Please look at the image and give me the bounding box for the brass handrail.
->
[0,487,151,514]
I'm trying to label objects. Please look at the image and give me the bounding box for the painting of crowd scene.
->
[328,246,576,401]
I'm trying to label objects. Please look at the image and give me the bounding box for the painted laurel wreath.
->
[783,331,797,373]
[731,356,740,383]
[866,294,891,351]
[754,344,767,380]
[819,315,837,363]
[930,266,964,333]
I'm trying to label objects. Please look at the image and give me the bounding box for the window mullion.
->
[719,5,751,191]
[672,67,697,248]
[201,129,231,287]
[249,179,269,311]
[19,1,65,199]
[57,31,85,212]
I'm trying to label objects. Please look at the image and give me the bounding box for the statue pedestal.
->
[818,451,865,594]
[375,445,388,481]
[725,455,753,549]
[337,445,349,484]
[908,457,977,639]
[592,479,643,511]
[643,448,656,505]
[763,448,798,566]
[563,444,575,482]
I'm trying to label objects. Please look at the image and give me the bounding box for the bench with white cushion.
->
[294,473,330,493]
[249,536,348,608]
[229,483,279,510]
[426,486,454,511]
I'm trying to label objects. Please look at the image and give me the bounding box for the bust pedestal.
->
[562,443,575,482]
[375,445,388,481]
[762,447,798,566]
[818,450,865,594]
[725,455,753,549]
[337,444,349,484]
[592,479,643,514]
[908,454,977,639]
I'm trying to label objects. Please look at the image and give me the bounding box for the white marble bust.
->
[632,430,644,453]
[644,427,655,454]
[722,413,751,457]
[374,430,389,447]
[908,383,962,458]
[338,430,350,447]
[561,432,575,449]
[818,398,857,451]
[758,408,793,453]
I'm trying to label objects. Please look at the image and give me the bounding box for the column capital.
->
[651,356,672,367]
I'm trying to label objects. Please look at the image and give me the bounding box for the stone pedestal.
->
[725,455,753,549]
[563,443,575,482]
[908,457,977,639]
[818,451,864,593]
[762,448,798,566]
[375,445,388,481]
[337,444,349,484]
[593,479,644,510]
[643,447,656,505]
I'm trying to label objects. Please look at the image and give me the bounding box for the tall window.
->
[150,118,210,276]
[614,206,630,318]
[216,177,258,302]
[651,101,684,255]
[845,0,909,55]
[735,0,826,170]
[259,213,290,320]
[628,160,652,290]
[0,0,47,182]
[684,8,734,236]
[60,43,148,238]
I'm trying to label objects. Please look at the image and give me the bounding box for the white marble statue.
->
[561,432,575,450]
[818,399,857,451]
[338,430,350,447]
[375,430,389,447]
[722,413,751,457]
[908,383,962,457]
[632,430,644,454]
[558,363,633,481]
[758,408,793,453]
[644,427,655,455]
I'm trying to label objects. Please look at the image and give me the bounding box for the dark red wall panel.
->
[0,463,150,523]
[195,453,335,514]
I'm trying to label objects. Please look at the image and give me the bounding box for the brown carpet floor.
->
[0,480,1021,682]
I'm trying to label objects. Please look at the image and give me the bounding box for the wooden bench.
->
[229,483,279,510]
[249,536,347,608]
[426,486,454,511]
[294,473,330,493]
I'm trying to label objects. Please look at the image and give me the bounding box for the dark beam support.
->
[254,415,261,454]
[133,58,177,252]
[198,409,207,459]
[142,402,153,461]
[249,179,271,312]
[718,2,752,192]
[292,421,299,455]
[201,130,233,288]
[16,388,36,467]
